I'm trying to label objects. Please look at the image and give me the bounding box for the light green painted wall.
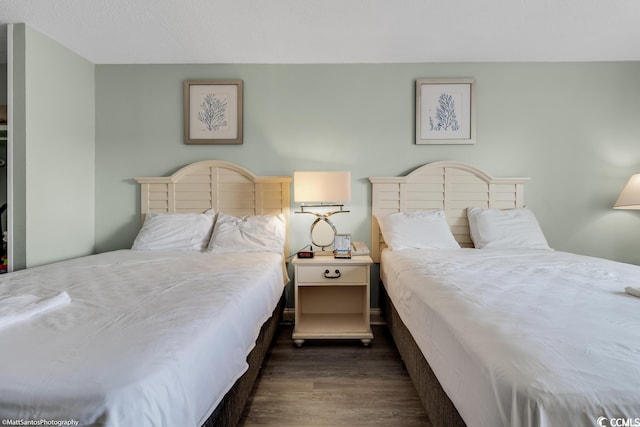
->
[95,63,640,304]
[13,24,95,268]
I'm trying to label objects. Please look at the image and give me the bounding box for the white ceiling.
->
[1,0,640,64]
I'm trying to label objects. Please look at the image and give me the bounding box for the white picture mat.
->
[189,84,238,140]
[416,79,475,145]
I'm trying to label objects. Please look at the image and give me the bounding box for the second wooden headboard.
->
[369,161,530,262]
[135,160,292,256]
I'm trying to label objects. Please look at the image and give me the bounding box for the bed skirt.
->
[380,282,466,427]
[202,294,284,427]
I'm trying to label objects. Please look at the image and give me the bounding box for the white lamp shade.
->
[294,171,351,203]
[614,174,640,209]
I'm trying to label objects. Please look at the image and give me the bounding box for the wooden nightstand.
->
[292,255,373,347]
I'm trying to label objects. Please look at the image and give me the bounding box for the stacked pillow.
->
[131,210,216,251]
[375,207,551,251]
[131,209,286,254]
[206,213,286,254]
[375,210,460,250]
[466,207,551,250]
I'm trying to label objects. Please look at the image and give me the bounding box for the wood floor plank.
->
[239,324,431,426]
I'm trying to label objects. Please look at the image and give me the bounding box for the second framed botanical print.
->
[184,80,243,145]
[416,78,476,145]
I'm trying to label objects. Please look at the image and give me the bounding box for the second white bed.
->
[381,248,640,427]
[0,250,285,426]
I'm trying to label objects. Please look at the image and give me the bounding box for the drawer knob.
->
[323,269,341,279]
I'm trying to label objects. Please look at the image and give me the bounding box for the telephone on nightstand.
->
[351,241,370,256]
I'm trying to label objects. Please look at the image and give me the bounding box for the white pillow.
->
[376,210,460,251]
[131,210,215,251]
[207,213,286,254]
[467,207,551,250]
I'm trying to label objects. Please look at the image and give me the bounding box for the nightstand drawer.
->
[297,265,367,283]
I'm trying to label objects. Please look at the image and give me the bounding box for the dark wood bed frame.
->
[380,284,465,427]
[202,295,284,427]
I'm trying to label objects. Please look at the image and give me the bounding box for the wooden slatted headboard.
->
[135,160,292,256]
[369,161,529,262]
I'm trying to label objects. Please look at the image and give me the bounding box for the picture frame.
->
[183,80,243,145]
[415,78,476,145]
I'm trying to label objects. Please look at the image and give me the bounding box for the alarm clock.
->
[297,249,314,258]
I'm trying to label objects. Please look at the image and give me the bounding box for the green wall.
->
[11,24,95,268]
[95,63,640,265]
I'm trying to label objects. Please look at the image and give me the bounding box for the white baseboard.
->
[283,307,385,325]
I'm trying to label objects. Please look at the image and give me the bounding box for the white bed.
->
[370,161,640,427]
[0,160,292,427]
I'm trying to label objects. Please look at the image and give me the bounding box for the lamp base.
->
[295,204,350,252]
[310,217,337,250]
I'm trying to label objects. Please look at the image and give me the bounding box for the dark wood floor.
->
[238,324,431,426]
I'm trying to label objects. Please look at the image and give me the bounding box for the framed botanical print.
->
[184,80,243,145]
[416,78,476,145]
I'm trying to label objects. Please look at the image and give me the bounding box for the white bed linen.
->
[381,248,640,427]
[0,250,285,427]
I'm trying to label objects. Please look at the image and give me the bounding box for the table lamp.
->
[614,174,640,209]
[294,171,351,250]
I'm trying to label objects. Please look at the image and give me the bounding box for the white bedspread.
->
[382,249,640,427]
[0,250,285,427]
